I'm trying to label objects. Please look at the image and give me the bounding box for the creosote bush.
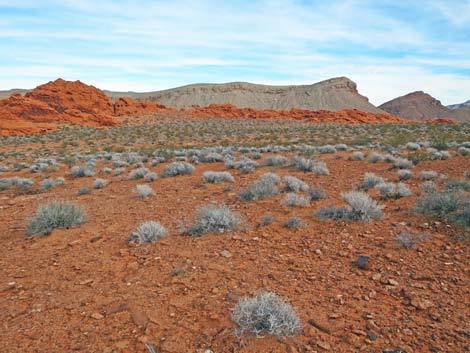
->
[184,204,241,236]
[93,178,109,189]
[360,172,384,190]
[129,221,167,244]
[232,292,301,337]
[26,201,86,236]
[265,155,288,167]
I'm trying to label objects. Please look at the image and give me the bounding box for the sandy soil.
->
[0,151,469,353]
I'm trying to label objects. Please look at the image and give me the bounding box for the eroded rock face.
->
[185,104,411,124]
[0,79,118,136]
[114,97,170,116]
[26,78,114,116]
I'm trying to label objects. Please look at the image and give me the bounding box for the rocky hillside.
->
[448,100,470,110]
[379,91,470,122]
[105,77,385,113]
[0,79,118,136]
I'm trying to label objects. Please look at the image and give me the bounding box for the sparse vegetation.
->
[184,204,241,236]
[129,221,167,244]
[26,201,86,236]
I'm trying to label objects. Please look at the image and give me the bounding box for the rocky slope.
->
[379,91,470,122]
[0,79,118,136]
[105,77,386,113]
[448,100,470,110]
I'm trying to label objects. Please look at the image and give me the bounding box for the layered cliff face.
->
[379,91,470,123]
[106,77,386,113]
[0,79,118,136]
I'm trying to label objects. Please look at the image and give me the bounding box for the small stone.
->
[220,250,232,258]
[388,279,399,286]
[367,331,377,341]
[354,255,370,270]
[411,298,433,310]
[91,312,104,320]
[372,273,382,281]
[315,249,322,255]
[317,341,331,350]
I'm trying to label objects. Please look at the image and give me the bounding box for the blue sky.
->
[0,0,469,105]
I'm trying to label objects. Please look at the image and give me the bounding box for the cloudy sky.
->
[0,0,469,105]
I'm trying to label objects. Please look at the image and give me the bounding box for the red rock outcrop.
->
[0,79,118,136]
[114,97,172,116]
[185,104,412,124]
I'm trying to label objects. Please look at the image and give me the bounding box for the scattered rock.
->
[354,255,371,270]
[91,312,104,320]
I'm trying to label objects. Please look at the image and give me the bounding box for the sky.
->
[0,0,469,105]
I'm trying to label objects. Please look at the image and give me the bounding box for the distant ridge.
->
[379,91,470,122]
[103,77,385,113]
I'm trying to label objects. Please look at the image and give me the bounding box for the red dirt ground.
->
[0,152,468,353]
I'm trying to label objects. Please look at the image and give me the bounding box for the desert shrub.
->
[350,151,365,161]
[307,186,327,201]
[0,178,13,191]
[419,170,438,180]
[240,174,279,201]
[232,292,301,337]
[144,172,158,182]
[445,180,470,192]
[113,167,125,175]
[163,162,195,177]
[129,167,150,180]
[12,177,34,192]
[315,205,351,221]
[360,172,384,190]
[368,152,384,163]
[452,207,470,228]
[71,165,95,178]
[343,191,383,221]
[203,171,234,183]
[199,152,224,163]
[414,192,459,218]
[26,201,86,236]
[397,182,412,197]
[283,217,302,229]
[129,221,167,244]
[257,213,275,228]
[93,178,109,189]
[282,193,310,207]
[376,182,396,198]
[311,161,329,176]
[458,147,470,156]
[395,232,429,249]
[318,145,336,154]
[335,144,348,151]
[55,177,65,185]
[393,157,413,169]
[40,178,55,191]
[226,157,258,174]
[101,167,113,174]
[405,142,420,151]
[398,169,412,180]
[376,182,411,199]
[184,204,241,236]
[135,184,155,199]
[262,172,281,185]
[421,181,437,193]
[77,187,91,195]
[429,150,450,160]
[283,176,309,192]
[292,156,314,172]
[265,155,288,167]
